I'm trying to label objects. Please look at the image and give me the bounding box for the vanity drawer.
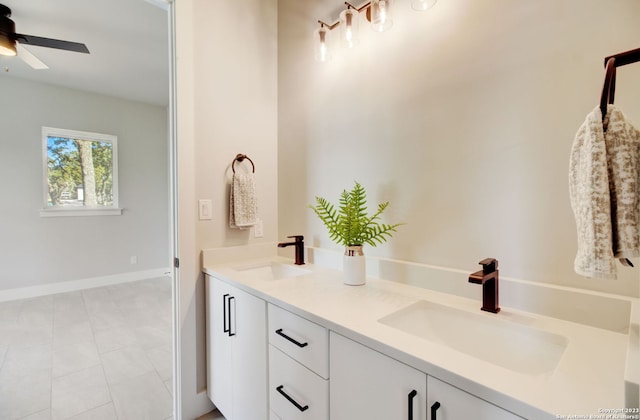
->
[269,345,329,420]
[268,304,329,378]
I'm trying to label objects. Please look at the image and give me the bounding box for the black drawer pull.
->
[222,294,230,333]
[408,390,417,420]
[275,329,308,348]
[431,401,441,419]
[276,385,309,412]
[227,296,235,337]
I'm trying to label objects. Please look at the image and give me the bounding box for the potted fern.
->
[310,181,403,285]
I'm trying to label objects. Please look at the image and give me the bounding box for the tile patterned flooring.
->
[0,277,173,420]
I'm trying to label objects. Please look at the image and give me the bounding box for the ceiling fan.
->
[0,3,89,69]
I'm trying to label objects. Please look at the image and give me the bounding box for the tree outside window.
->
[42,127,120,216]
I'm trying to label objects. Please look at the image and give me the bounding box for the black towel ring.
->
[232,153,255,173]
[600,57,617,123]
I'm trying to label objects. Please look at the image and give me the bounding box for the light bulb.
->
[0,45,16,56]
[379,1,387,23]
[411,0,437,11]
[371,0,393,32]
[339,8,359,49]
[0,35,16,56]
[314,26,331,62]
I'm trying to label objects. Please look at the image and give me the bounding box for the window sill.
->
[40,208,123,217]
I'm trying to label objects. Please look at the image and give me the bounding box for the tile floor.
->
[0,277,173,420]
[195,410,224,420]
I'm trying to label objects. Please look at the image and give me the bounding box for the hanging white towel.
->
[569,104,640,279]
[229,172,257,228]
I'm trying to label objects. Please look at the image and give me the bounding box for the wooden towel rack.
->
[600,47,640,122]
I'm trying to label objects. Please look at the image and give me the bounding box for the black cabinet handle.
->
[275,329,308,348]
[276,385,309,412]
[431,401,441,419]
[408,390,417,420]
[222,294,230,333]
[227,296,235,337]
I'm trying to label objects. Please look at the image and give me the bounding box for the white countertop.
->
[204,256,634,420]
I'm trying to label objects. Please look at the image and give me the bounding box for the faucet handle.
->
[287,235,304,242]
[478,258,498,273]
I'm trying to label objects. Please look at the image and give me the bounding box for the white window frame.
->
[40,127,122,217]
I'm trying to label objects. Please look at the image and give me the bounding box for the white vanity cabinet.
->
[205,275,268,420]
[330,331,427,420]
[328,330,521,420]
[426,376,522,420]
[268,304,329,420]
[204,264,534,420]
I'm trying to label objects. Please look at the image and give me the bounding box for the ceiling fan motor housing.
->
[0,4,11,17]
[0,5,17,56]
[0,5,16,37]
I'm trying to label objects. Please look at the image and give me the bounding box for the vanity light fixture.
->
[315,0,437,62]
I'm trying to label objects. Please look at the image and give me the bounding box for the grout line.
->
[69,401,115,420]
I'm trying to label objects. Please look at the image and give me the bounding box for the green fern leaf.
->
[310,181,404,248]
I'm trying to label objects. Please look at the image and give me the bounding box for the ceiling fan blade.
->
[15,33,89,54]
[16,43,49,69]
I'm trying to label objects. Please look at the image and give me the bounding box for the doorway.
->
[0,0,176,418]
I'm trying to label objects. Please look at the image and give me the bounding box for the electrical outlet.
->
[130,256,138,265]
[254,218,264,238]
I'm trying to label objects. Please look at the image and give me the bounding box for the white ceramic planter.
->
[343,246,365,286]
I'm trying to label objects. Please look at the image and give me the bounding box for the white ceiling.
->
[0,0,169,106]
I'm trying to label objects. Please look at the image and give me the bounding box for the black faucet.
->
[468,258,500,313]
[277,235,305,265]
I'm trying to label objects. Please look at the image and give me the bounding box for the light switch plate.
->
[199,199,212,220]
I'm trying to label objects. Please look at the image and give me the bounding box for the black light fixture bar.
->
[318,1,373,31]
[604,47,640,68]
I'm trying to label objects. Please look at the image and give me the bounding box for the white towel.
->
[569,105,640,279]
[229,172,257,228]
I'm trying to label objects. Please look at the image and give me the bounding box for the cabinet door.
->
[207,276,234,418]
[232,286,268,420]
[330,332,427,420]
[206,276,268,420]
[427,376,522,420]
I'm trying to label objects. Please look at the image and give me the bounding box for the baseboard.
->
[0,267,172,302]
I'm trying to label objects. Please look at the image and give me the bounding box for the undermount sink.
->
[232,261,311,281]
[378,300,568,375]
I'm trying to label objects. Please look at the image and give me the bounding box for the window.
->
[41,127,122,216]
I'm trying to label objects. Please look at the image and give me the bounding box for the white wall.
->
[0,77,169,291]
[175,0,278,417]
[278,0,640,298]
